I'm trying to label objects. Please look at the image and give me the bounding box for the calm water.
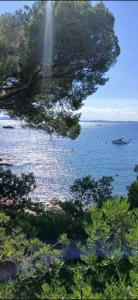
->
[0,120,138,202]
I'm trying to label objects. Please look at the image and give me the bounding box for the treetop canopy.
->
[0,0,120,138]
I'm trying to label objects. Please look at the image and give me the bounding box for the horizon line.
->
[80,119,138,123]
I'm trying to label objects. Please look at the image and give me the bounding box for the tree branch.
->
[0,69,42,103]
[0,64,69,105]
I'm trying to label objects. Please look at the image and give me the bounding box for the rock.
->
[53,243,80,262]
[0,260,18,282]
[50,197,59,206]
[24,209,37,216]
[62,244,80,261]
[46,198,65,212]
[0,158,13,167]
[0,162,13,167]
[3,126,15,129]
[46,203,64,213]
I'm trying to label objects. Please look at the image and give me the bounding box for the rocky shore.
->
[0,158,13,167]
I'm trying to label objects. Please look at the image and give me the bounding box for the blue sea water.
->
[0,120,138,202]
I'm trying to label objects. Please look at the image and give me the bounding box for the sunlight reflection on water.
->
[0,119,138,203]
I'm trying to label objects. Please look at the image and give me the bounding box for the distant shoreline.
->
[0,117,138,125]
[80,120,138,123]
[0,116,138,124]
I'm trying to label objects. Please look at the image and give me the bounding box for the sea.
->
[0,119,138,203]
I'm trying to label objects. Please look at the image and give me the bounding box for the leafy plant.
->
[70,175,113,207]
[128,180,138,209]
[0,169,36,209]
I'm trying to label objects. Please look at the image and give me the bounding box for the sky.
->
[0,1,138,121]
[82,1,138,121]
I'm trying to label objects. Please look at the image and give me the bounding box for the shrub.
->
[0,169,36,209]
[70,175,113,208]
[128,180,138,209]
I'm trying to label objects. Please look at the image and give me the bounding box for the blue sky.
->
[82,1,138,121]
[0,1,138,121]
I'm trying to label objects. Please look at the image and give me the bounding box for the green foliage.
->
[59,200,84,219]
[37,281,67,300]
[0,168,36,209]
[128,180,138,209]
[0,173,138,299]
[0,212,66,298]
[0,0,120,138]
[14,208,86,242]
[70,175,113,207]
[134,164,138,173]
[103,280,133,299]
[85,199,136,253]
[97,176,114,207]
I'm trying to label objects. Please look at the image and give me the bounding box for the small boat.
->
[3,126,15,129]
[112,138,129,145]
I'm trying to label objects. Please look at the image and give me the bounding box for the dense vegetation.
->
[0,169,138,299]
[0,0,120,138]
[0,1,137,299]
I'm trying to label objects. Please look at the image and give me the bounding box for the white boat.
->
[112,138,129,145]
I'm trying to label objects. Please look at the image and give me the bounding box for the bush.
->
[0,195,138,299]
[0,169,36,209]
[70,175,113,208]
[134,164,138,173]
[128,180,138,209]
[14,208,86,242]
[0,170,138,299]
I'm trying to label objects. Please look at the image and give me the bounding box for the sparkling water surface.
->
[0,120,138,202]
